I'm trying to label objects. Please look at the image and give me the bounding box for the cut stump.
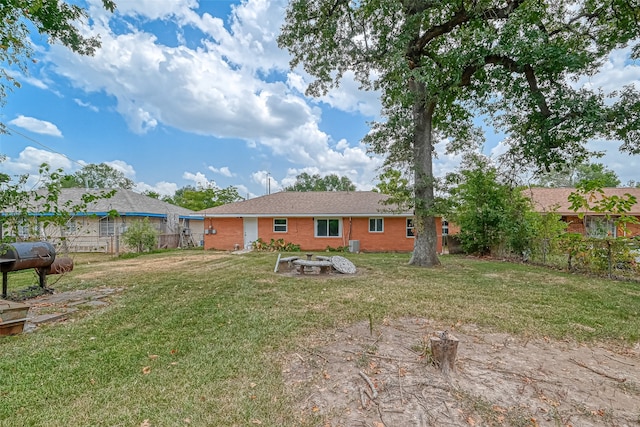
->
[430,331,458,375]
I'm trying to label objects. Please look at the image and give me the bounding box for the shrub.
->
[121,218,158,253]
[252,238,300,252]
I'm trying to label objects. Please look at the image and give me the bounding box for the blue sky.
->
[1,0,639,198]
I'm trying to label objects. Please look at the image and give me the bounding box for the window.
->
[406,218,415,238]
[159,218,167,234]
[369,218,384,232]
[442,220,449,236]
[18,224,31,239]
[586,216,616,238]
[315,218,341,237]
[99,217,115,237]
[65,219,77,234]
[274,218,288,232]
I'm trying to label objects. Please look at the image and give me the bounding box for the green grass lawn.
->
[1,251,639,426]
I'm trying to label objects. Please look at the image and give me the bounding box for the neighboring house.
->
[526,187,640,238]
[195,191,445,253]
[1,188,204,253]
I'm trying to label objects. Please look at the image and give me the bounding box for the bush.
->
[252,238,300,252]
[121,218,158,253]
[448,155,539,257]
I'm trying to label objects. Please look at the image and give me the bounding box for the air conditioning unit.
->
[348,240,360,253]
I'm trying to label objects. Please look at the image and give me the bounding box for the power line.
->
[4,125,86,169]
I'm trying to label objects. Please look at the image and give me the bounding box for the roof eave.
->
[193,212,414,218]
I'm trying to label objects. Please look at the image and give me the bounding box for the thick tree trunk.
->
[408,80,440,267]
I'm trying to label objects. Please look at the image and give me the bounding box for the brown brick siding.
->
[203,217,244,250]
[564,215,640,237]
[202,216,443,252]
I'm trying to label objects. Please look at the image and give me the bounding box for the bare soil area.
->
[284,318,640,427]
[72,252,228,279]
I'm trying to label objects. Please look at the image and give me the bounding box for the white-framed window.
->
[586,216,616,238]
[274,218,288,232]
[442,220,449,236]
[99,216,115,237]
[406,218,415,238]
[315,218,341,237]
[369,217,384,232]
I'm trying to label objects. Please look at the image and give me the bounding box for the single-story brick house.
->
[525,187,640,237]
[196,191,446,253]
[1,188,204,253]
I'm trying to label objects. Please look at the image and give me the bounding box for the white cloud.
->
[576,45,640,95]
[319,72,382,117]
[106,0,198,21]
[183,171,211,188]
[105,160,136,178]
[8,115,63,137]
[208,165,234,177]
[134,181,179,197]
[251,170,279,193]
[25,77,49,90]
[587,140,640,186]
[217,0,292,73]
[1,147,73,189]
[234,184,255,199]
[73,98,99,112]
[43,0,383,189]
[432,140,466,178]
[286,70,382,118]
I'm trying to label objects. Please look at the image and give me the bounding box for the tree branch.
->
[461,54,552,118]
[414,0,525,53]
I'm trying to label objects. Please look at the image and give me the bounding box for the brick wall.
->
[203,217,244,250]
[202,216,446,252]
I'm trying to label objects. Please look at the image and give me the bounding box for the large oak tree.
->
[279,0,640,266]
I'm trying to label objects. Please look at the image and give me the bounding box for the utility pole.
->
[265,172,271,195]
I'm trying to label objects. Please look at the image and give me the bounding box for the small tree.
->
[528,209,568,264]
[447,155,537,257]
[568,181,638,236]
[567,181,639,276]
[121,218,158,253]
[1,158,114,251]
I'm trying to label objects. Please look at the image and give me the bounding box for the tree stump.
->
[430,331,458,375]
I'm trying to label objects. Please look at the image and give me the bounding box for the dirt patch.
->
[284,318,640,426]
[73,252,228,279]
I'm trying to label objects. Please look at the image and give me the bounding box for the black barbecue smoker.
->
[0,242,71,298]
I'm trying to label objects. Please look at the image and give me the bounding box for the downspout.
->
[346,216,352,247]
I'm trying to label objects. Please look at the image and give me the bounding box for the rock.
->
[331,256,356,274]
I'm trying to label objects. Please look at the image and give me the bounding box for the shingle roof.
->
[197,191,412,217]
[29,188,196,217]
[525,187,640,215]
